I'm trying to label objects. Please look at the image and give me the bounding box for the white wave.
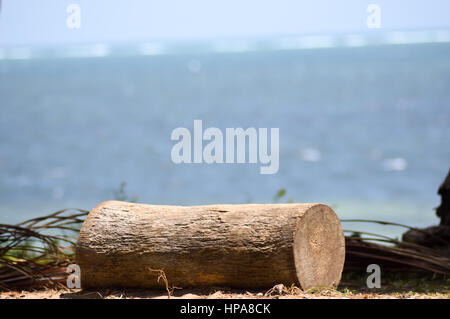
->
[276,35,336,50]
[59,43,111,58]
[299,35,336,49]
[90,44,110,57]
[139,42,165,55]
[211,39,255,53]
[276,37,303,50]
[382,158,408,171]
[300,148,321,162]
[384,30,450,45]
[434,30,450,43]
[344,34,368,47]
[261,30,450,52]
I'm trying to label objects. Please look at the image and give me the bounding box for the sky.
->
[0,0,450,46]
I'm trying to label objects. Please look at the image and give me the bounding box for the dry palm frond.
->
[342,219,450,275]
[0,208,88,290]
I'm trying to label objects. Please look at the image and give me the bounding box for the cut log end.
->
[293,204,345,290]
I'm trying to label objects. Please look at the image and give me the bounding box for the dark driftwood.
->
[402,170,450,251]
[76,201,345,290]
[437,170,450,226]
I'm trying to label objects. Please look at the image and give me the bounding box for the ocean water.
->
[1,41,449,238]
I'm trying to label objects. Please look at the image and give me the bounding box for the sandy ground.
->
[1,284,449,299]
[2,273,449,299]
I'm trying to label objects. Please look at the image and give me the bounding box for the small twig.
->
[147,268,181,298]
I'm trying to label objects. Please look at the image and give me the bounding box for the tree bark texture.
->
[76,201,345,290]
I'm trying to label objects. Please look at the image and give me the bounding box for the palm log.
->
[76,201,345,290]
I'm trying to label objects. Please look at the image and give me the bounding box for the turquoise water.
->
[1,42,449,238]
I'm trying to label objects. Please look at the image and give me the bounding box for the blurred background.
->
[0,0,449,238]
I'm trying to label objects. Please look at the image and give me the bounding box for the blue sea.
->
[1,35,449,238]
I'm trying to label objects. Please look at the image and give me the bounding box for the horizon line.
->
[1,28,450,61]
